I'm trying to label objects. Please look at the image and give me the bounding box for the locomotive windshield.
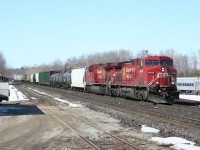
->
[145,60,159,66]
[145,60,173,66]
[160,60,173,66]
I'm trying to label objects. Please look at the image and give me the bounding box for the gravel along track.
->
[19,83,200,147]
[3,84,174,150]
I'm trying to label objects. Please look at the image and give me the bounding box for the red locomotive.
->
[85,55,179,104]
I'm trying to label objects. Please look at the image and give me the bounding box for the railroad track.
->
[18,84,140,150]
[158,103,200,117]
[20,83,200,133]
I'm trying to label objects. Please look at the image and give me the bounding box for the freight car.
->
[71,68,87,90]
[50,71,71,88]
[38,71,56,85]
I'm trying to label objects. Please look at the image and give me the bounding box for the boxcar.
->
[35,73,39,83]
[44,71,57,85]
[39,72,45,84]
[71,67,87,90]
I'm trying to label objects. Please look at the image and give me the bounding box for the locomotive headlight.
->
[161,67,165,72]
[171,82,175,85]
[156,82,159,85]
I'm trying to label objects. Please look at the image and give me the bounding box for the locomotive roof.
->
[145,55,172,60]
[88,56,172,67]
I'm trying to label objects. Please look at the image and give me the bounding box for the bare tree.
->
[51,59,63,71]
[118,49,133,61]
[160,49,175,58]
[0,52,7,76]
[137,50,150,58]
[190,52,198,76]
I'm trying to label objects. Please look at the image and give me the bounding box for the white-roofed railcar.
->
[71,67,87,90]
[177,77,200,93]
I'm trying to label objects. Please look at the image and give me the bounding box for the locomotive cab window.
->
[160,60,173,66]
[145,60,159,66]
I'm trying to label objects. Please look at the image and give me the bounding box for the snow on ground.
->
[6,86,200,149]
[141,125,160,133]
[54,98,83,108]
[27,87,53,97]
[9,85,29,101]
[6,86,82,108]
[180,94,200,102]
[141,125,200,150]
[27,87,83,108]
[151,137,200,150]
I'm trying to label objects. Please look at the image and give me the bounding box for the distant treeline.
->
[3,49,200,78]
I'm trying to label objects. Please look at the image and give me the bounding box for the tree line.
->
[1,49,200,78]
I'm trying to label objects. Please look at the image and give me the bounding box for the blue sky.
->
[0,0,199,68]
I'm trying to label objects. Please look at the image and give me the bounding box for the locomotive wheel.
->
[139,93,143,100]
[135,91,140,99]
[111,89,117,97]
[85,86,90,93]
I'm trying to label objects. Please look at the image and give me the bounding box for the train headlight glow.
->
[171,82,175,84]
[156,82,159,85]
[161,67,165,72]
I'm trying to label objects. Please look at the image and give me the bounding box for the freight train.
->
[13,55,179,104]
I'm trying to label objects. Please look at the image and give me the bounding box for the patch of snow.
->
[54,98,83,108]
[69,103,83,108]
[173,143,200,150]
[9,85,29,101]
[180,95,200,102]
[26,87,83,108]
[27,87,53,97]
[141,125,159,133]
[151,137,200,150]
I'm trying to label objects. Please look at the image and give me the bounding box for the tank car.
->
[85,56,179,104]
[50,72,64,87]
[62,71,71,88]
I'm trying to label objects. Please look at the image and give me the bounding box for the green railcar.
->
[39,72,45,84]
[44,71,57,85]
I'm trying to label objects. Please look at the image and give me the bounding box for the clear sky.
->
[0,0,199,68]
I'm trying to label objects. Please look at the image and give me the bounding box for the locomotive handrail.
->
[147,77,157,91]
